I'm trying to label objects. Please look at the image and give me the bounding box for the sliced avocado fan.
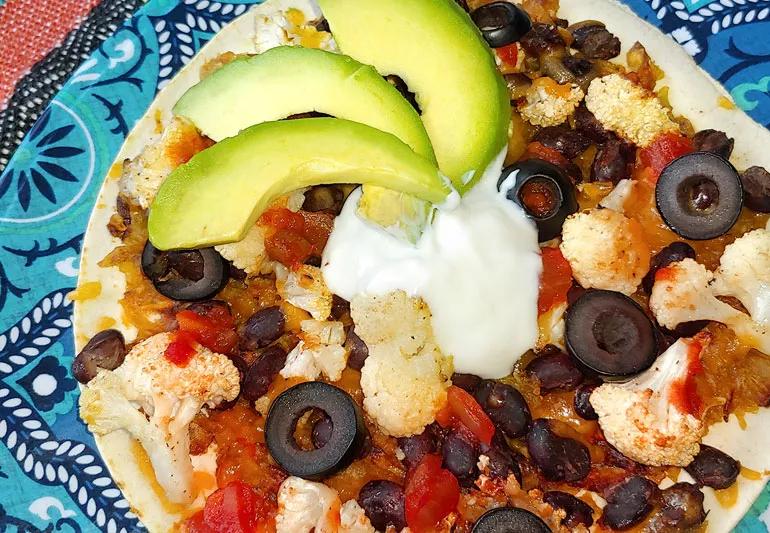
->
[173,45,438,243]
[318,0,511,193]
[147,118,451,251]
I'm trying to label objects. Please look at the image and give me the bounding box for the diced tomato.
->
[264,229,314,268]
[260,208,334,268]
[436,386,495,446]
[496,43,519,66]
[175,307,238,354]
[522,142,572,171]
[165,330,197,366]
[258,208,306,232]
[538,247,573,314]
[300,211,335,254]
[405,455,460,533]
[638,133,693,182]
[185,481,274,533]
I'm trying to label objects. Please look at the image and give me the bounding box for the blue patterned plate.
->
[1,0,769,531]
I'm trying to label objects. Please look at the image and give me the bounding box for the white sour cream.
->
[321,152,542,378]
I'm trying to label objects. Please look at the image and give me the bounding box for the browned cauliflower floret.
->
[277,264,333,320]
[360,341,451,437]
[713,228,770,325]
[591,334,709,466]
[119,117,210,208]
[585,74,678,147]
[79,333,239,504]
[280,319,347,381]
[352,291,451,436]
[650,258,770,354]
[519,77,584,127]
[560,208,651,295]
[350,291,432,355]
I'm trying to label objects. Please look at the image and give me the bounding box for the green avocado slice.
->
[318,0,511,192]
[173,45,437,243]
[173,46,435,160]
[147,118,450,251]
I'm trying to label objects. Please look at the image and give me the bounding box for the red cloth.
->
[0,0,99,106]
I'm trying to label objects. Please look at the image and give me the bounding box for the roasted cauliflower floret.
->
[591,334,710,466]
[713,228,770,325]
[519,78,584,127]
[215,224,268,275]
[560,208,651,295]
[361,340,451,437]
[650,258,770,354]
[79,333,239,504]
[585,74,678,147]
[255,4,335,54]
[119,117,211,209]
[280,319,348,381]
[277,264,333,320]
[350,291,432,355]
[275,477,374,533]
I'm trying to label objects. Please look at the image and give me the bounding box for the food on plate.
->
[73,0,770,530]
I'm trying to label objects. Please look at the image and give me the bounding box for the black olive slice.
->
[471,506,551,533]
[141,241,229,301]
[565,290,657,378]
[471,2,532,49]
[265,381,368,480]
[656,152,743,240]
[498,159,578,242]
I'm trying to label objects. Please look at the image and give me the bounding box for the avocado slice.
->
[174,46,435,243]
[147,118,450,251]
[173,46,434,158]
[318,0,511,192]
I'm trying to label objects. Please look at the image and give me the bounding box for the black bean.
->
[601,476,658,530]
[480,432,522,483]
[526,419,591,482]
[186,299,231,317]
[526,351,584,392]
[577,29,621,60]
[241,307,285,350]
[574,104,610,142]
[520,23,565,56]
[442,429,479,487]
[398,430,437,471]
[591,138,635,184]
[345,329,369,371]
[72,330,127,384]
[685,445,740,489]
[543,490,594,528]
[302,185,345,215]
[647,482,706,531]
[241,346,287,401]
[331,294,350,320]
[693,129,735,160]
[475,380,532,438]
[741,166,770,213]
[452,373,482,393]
[562,55,594,78]
[311,412,334,449]
[533,126,592,160]
[573,382,599,420]
[358,480,407,532]
[642,242,697,294]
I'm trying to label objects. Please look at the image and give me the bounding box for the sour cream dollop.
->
[321,152,542,378]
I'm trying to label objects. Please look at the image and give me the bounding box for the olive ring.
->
[265,381,368,480]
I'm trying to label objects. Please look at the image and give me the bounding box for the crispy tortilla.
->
[74,0,770,530]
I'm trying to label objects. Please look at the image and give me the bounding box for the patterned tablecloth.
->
[0,0,769,531]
